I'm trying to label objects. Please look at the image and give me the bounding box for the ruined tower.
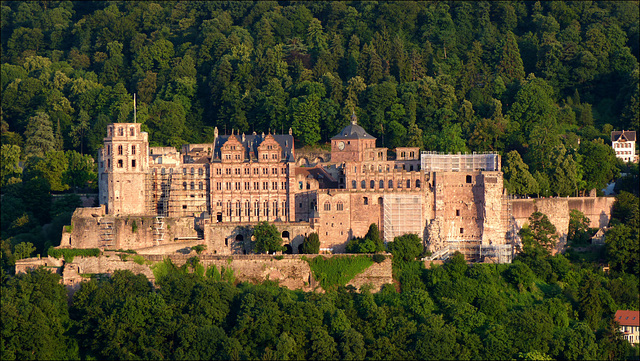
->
[98,123,149,215]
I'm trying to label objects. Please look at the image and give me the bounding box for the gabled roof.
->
[213,133,295,162]
[611,130,637,142]
[615,310,640,327]
[331,113,376,141]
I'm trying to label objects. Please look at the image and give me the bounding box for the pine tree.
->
[24,112,55,158]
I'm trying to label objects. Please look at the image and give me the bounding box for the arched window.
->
[336,202,344,211]
[407,180,411,188]
[130,127,135,136]
[378,165,382,172]
[183,168,187,175]
[378,197,383,205]
[227,201,232,216]
[199,182,203,190]
[190,182,195,190]
[363,197,369,205]
[416,179,421,188]
[254,201,260,216]
[361,180,366,188]
[264,201,269,217]
[161,168,166,175]
[236,201,241,217]
[352,180,357,188]
[198,168,204,176]
[380,180,384,188]
[191,167,195,175]
[389,180,393,188]
[183,182,187,190]
[370,180,375,188]
[324,202,331,211]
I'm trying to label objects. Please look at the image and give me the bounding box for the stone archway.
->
[284,244,293,254]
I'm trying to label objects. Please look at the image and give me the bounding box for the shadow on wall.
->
[599,211,609,228]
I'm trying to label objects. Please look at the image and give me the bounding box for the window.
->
[226,182,231,190]
[183,168,187,175]
[324,202,331,211]
[401,151,406,157]
[361,180,366,189]
[183,182,188,190]
[306,182,310,190]
[273,182,278,190]
[245,182,250,190]
[118,127,123,136]
[245,201,250,217]
[456,210,460,216]
[118,145,123,155]
[183,205,187,210]
[236,201,241,217]
[132,159,136,167]
[216,168,221,175]
[466,175,472,183]
[263,182,268,190]
[272,168,277,174]
[380,180,384,188]
[191,167,195,175]
[190,182,195,190]
[299,181,303,190]
[282,182,286,190]
[117,159,123,168]
[363,197,369,205]
[107,159,111,168]
[216,182,221,190]
[244,168,249,175]
[235,168,240,175]
[352,180,357,188]
[132,145,136,155]
[226,168,231,175]
[107,145,111,155]
[130,128,135,136]
[254,201,259,216]
[263,168,268,174]
[199,168,204,176]
[253,168,259,174]
[460,228,464,234]
[378,197,383,205]
[416,180,421,188]
[370,180,375,188]
[407,180,411,188]
[199,182,203,190]
[337,202,343,211]
[235,182,240,190]
[161,168,166,175]
[397,180,402,188]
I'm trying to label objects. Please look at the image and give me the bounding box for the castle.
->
[63,113,514,262]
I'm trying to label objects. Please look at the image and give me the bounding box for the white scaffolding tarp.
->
[421,152,499,172]
[383,194,423,243]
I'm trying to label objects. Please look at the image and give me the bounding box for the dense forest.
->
[1,2,639,359]
[2,199,639,360]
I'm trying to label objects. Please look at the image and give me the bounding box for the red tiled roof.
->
[615,310,640,327]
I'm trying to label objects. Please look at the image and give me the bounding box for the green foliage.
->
[132,255,146,265]
[13,242,35,260]
[47,248,100,263]
[130,220,137,233]
[253,221,283,254]
[306,255,373,290]
[301,232,320,254]
[567,209,592,245]
[191,244,207,255]
[345,223,384,253]
[372,254,386,263]
[387,233,424,262]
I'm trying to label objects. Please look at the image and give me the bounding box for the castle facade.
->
[75,114,512,261]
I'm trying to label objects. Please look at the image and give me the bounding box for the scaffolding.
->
[99,219,115,248]
[421,152,500,172]
[153,216,165,245]
[383,194,423,243]
[479,244,513,263]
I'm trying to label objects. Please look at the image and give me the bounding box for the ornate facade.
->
[91,114,511,260]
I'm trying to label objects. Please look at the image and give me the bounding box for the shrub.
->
[306,255,373,290]
[387,234,424,262]
[192,244,207,255]
[301,233,320,254]
[253,221,283,253]
[132,255,146,265]
[131,220,138,233]
[372,254,386,263]
[47,248,100,263]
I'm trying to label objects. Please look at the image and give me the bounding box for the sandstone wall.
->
[511,196,615,248]
[58,254,393,293]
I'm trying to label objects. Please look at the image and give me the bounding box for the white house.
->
[611,130,637,163]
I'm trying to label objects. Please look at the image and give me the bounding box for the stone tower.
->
[98,123,149,215]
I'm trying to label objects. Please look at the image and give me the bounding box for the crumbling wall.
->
[511,197,615,250]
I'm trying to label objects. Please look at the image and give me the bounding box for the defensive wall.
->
[16,254,393,293]
[510,196,615,248]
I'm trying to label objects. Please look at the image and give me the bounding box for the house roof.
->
[611,130,637,142]
[615,310,640,327]
[296,166,338,189]
[331,113,376,141]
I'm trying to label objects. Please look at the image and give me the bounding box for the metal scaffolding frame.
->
[153,216,165,245]
[99,220,115,248]
[479,244,513,263]
[383,194,423,243]
[421,152,500,172]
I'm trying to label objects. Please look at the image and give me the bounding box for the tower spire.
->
[134,93,137,123]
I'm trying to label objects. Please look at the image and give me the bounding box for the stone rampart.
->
[30,253,393,293]
[511,196,615,248]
